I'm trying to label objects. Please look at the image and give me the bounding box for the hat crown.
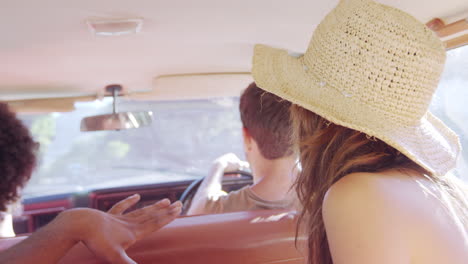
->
[252,0,460,176]
[303,0,446,125]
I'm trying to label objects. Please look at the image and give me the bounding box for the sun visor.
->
[7,96,96,114]
[128,73,253,101]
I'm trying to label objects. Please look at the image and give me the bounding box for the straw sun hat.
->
[252,0,460,176]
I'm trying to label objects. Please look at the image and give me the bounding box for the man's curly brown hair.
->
[0,102,37,212]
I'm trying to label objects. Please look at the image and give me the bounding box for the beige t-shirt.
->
[202,186,300,214]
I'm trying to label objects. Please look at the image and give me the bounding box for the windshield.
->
[20,97,244,198]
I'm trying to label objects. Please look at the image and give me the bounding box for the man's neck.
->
[250,155,298,201]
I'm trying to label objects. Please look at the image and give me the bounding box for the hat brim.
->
[252,44,460,176]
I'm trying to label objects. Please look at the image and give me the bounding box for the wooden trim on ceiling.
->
[431,19,468,38]
[7,96,97,113]
[445,34,468,49]
[426,18,468,50]
[155,72,252,79]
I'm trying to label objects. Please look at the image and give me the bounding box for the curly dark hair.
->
[0,102,37,212]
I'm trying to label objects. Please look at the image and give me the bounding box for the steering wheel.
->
[180,170,253,215]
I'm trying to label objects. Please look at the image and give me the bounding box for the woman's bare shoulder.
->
[324,171,466,213]
[323,170,441,224]
[323,172,468,263]
[322,172,399,229]
[323,171,411,209]
[321,171,421,263]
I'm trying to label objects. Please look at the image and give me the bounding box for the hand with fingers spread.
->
[0,195,181,264]
[76,195,182,264]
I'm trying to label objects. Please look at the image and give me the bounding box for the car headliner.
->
[1,0,467,105]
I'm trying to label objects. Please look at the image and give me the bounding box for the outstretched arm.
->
[0,194,181,264]
[187,153,249,215]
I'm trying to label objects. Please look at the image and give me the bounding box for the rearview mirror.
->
[80,84,153,132]
[80,111,153,132]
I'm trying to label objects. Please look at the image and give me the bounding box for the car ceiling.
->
[1,0,467,102]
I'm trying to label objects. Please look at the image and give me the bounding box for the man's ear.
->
[242,127,252,151]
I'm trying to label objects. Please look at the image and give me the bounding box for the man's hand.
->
[186,153,249,215]
[64,195,182,264]
[212,153,250,174]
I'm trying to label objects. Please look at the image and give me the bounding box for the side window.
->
[430,45,468,182]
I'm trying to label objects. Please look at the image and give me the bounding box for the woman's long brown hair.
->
[291,105,468,264]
